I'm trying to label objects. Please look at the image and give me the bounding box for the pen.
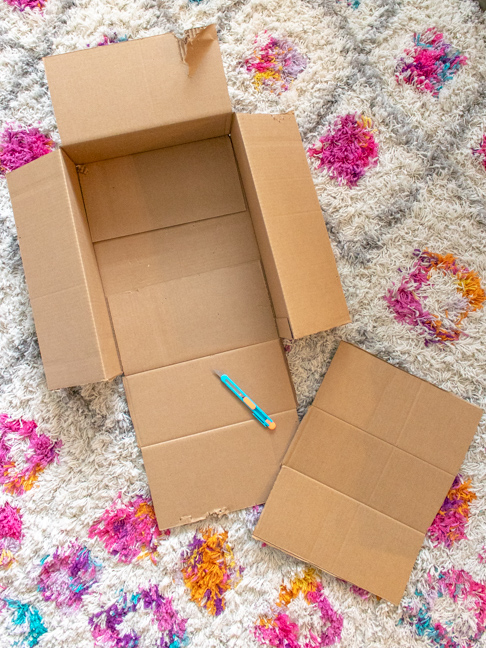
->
[215,372,276,430]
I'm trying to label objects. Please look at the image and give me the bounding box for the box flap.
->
[231,113,350,339]
[43,25,232,163]
[124,339,296,446]
[254,342,482,604]
[125,339,297,529]
[142,411,299,529]
[7,150,122,389]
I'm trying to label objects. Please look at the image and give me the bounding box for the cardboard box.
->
[253,341,483,604]
[6,25,350,529]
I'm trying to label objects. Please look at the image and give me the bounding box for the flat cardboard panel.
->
[109,261,278,375]
[331,505,424,604]
[7,150,121,389]
[286,408,394,504]
[313,342,482,473]
[254,342,482,603]
[81,137,246,242]
[124,340,296,446]
[285,408,453,533]
[44,26,232,163]
[142,410,299,529]
[255,467,360,567]
[94,211,258,296]
[231,113,350,339]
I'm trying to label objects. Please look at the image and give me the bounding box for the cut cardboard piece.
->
[7,25,350,530]
[6,150,121,390]
[44,25,232,163]
[254,341,483,604]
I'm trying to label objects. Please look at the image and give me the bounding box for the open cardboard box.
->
[254,341,483,604]
[6,25,350,529]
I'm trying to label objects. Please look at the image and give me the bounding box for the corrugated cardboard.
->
[125,341,298,527]
[231,114,350,339]
[254,341,483,604]
[6,150,121,390]
[6,25,350,529]
[43,25,233,163]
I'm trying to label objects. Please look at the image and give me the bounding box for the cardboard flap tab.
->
[7,151,122,389]
[43,25,232,163]
[231,113,350,339]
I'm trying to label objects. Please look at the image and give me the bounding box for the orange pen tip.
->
[267,421,276,430]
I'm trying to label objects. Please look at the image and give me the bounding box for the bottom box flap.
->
[142,410,298,530]
[124,339,296,447]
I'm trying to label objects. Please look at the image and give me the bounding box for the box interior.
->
[76,131,299,527]
[83,136,279,375]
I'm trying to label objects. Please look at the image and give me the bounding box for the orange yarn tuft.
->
[181,528,243,616]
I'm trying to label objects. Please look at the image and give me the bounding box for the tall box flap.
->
[231,113,350,339]
[7,150,122,390]
[254,342,483,604]
[43,25,233,163]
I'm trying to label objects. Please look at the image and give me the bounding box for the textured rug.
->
[1,0,486,646]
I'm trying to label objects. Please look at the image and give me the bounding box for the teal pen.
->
[215,372,276,430]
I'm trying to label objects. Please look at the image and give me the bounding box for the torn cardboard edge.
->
[140,410,300,529]
[177,25,217,77]
[254,341,483,604]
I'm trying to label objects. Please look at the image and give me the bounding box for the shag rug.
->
[1,0,486,646]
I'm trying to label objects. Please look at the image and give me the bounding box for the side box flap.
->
[231,113,350,339]
[7,150,122,390]
[43,25,233,164]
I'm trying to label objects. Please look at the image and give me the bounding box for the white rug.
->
[1,0,486,647]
